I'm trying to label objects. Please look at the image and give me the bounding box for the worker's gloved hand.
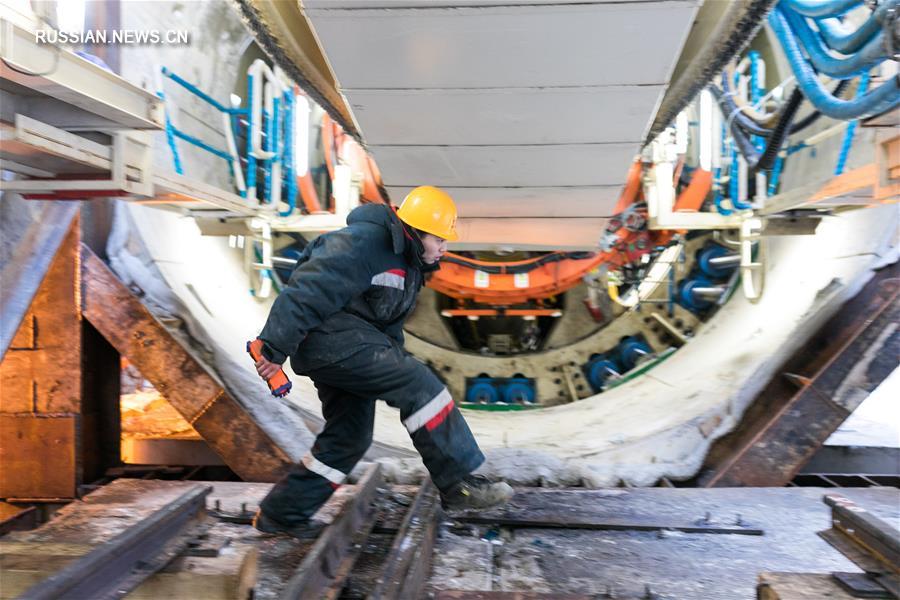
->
[247,339,292,398]
[255,356,282,380]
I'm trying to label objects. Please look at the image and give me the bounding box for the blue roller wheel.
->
[617,336,653,372]
[502,378,535,404]
[467,379,498,404]
[585,357,621,392]
[678,276,715,312]
[697,245,737,279]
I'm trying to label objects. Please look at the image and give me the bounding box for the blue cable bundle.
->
[769,5,900,120]
[815,0,898,54]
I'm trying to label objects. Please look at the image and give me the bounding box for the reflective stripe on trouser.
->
[260,338,484,525]
[304,339,484,491]
[259,382,374,525]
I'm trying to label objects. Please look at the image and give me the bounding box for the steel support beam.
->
[80,244,293,482]
[18,485,210,600]
[282,463,382,599]
[369,479,442,600]
[700,268,900,487]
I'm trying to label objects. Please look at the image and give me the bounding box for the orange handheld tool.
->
[246,338,292,398]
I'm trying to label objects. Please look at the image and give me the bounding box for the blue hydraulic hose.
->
[170,128,233,161]
[782,7,888,79]
[280,92,296,217]
[815,0,898,54]
[835,72,871,175]
[162,67,235,114]
[769,8,900,120]
[783,0,862,18]
[246,74,257,202]
[714,120,732,216]
[749,51,765,152]
[156,89,183,175]
[263,98,274,205]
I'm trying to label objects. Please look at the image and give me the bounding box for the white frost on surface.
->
[107,204,315,462]
[826,366,900,448]
[109,200,898,485]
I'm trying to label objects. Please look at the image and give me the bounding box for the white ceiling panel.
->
[386,186,622,217]
[350,86,663,146]
[304,1,662,7]
[306,3,698,88]
[303,0,699,248]
[371,144,636,187]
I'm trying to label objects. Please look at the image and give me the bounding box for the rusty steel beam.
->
[701,271,899,487]
[823,494,900,577]
[80,244,292,482]
[18,484,210,600]
[282,463,382,599]
[369,479,442,600]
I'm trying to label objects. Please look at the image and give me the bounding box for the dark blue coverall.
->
[258,203,484,525]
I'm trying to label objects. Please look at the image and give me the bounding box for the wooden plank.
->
[0,203,78,362]
[126,547,258,600]
[0,351,38,412]
[0,415,77,499]
[810,163,876,203]
[0,503,38,535]
[369,479,443,599]
[1,216,81,414]
[80,244,293,482]
[757,572,857,600]
[281,463,383,599]
[9,312,35,349]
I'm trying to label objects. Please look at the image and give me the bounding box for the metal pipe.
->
[709,254,742,267]
[271,256,298,268]
[692,286,727,299]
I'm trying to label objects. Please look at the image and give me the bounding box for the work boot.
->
[252,509,325,540]
[440,474,514,512]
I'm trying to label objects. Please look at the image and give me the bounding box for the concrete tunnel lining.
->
[108,200,899,486]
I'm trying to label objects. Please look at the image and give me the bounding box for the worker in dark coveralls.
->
[251,186,513,538]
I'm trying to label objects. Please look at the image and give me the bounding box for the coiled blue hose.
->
[815,0,898,54]
[783,7,888,79]
[769,8,900,120]
[783,0,862,18]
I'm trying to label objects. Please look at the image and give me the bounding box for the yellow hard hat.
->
[397,185,459,241]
